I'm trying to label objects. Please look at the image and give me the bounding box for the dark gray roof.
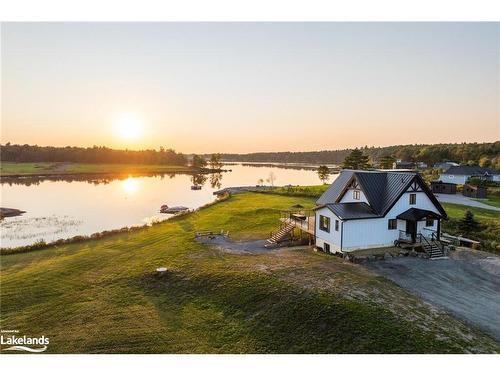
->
[325,202,378,220]
[443,166,500,175]
[316,169,447,219]
[397,208,442,221]
[355,171,415,215]
[316,170,354,205]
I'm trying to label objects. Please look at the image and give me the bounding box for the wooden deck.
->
[279,211,315,235]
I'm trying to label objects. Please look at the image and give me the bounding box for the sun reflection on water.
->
[122,177,139,194]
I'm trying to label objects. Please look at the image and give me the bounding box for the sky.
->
[1,22,499,153]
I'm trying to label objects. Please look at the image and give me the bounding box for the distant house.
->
[392,160,414,169]
[439,166,500,184]
[431,181,457,195]
[434,161,459,170]
[313,170,447,254]
[462,184,487,199]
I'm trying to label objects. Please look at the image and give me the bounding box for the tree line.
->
[0,144,187,165]
[218,142,500,169]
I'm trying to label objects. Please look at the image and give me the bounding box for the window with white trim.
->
[319,215,330,232]
[388,219,397,230]
[409,193,416,205]
[353,190,360,200]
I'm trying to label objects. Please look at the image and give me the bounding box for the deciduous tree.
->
[317,165,330,184]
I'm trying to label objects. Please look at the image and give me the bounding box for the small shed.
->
[462,184,487,199]
[431,181,457,195]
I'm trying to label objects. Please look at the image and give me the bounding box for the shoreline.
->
[0,192,231,255]
[0,162,227,178]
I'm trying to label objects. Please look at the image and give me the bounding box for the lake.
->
[0,164,337,248]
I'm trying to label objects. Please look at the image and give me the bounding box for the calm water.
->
[0,164,336,248]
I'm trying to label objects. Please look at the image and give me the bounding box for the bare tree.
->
[266,171,276,187]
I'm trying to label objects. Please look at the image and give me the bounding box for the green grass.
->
[1,193,498,353]
[441,202,500,253]
[441,202,500,221]
[472,196,500,208]
[0,162,194,176]
[263,184,330,198]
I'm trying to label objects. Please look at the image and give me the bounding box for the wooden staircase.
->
[420,235,445,259]
[266,222,296,245]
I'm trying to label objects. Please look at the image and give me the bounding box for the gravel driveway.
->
[435,193,500,211]
[366,249,500,341]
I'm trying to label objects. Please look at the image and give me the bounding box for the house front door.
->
[405,220,417,243]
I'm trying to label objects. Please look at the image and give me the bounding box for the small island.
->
[0,207,26,218]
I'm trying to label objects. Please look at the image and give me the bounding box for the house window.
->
[409,193,416,205]
[353,190,360,200]
[426,218,434,227]
[319,215,330,232]
[335,220,339,231]
[388,219,397,230]
[324,243,330,253]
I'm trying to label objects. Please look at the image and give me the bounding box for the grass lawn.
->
[0,162,194,176]
[472,196,500,209]
[441,202,500,221]
[441,202,500,253]
[263,184,330,198]
[1,193,498,353]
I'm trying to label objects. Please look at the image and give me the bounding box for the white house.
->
[314,170,447,253]
[439,166,500,184]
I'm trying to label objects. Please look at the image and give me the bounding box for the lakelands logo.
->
[1,330,49,353]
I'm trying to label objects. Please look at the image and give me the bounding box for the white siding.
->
[315,207,342,253]
[340,190,442,251]
[439,174,467,184]
[342,218,402,251]
[339,188,368,203]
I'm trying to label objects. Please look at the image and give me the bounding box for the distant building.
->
[431,181,457,195]
[416,162,428,169]
[462,184,487,199]
[439,166,500,184]
[392,160,414,169]
[434,161,459,170]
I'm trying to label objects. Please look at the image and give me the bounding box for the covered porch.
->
[396,208,442,244]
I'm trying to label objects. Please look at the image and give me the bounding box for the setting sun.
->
[122,177,139,194]
[114,113,144,140]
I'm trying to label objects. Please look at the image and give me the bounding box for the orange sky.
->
[2,23,499,153]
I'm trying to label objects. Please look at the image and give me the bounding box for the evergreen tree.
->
[458,210,480,235]
[342,148,370,170]
[379,155,395,169]
[317,165,330,184]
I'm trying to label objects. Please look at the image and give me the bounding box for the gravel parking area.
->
[366,248,500,341]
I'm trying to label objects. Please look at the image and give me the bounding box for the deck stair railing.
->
[267,210,315,246]
[419,234,445,258]
[267,221,296,245]
[279,210,315,234]
[398,229,445,258]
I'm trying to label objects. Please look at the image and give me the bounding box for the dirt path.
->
[366,249,500,341]
[435,193,500,211]
[195,235,272,254]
